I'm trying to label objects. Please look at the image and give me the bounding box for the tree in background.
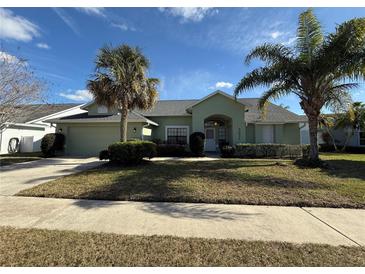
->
[234,9,365,163]
[87,44,159,141]
[335,102,365,150]
[0,51,45,126]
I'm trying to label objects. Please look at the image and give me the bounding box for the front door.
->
[205,128,216,151]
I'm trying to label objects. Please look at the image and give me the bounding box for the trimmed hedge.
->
[41,133,65,157]
[156,144,186,157]
[108,141,156,165]
[99,150,110,160]
[220,145,235,158]
[235,144,310,159]
[319,144,365,154]
[189,132,205,156]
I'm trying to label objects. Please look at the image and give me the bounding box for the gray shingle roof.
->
[11,104,79,123]
[140,98,304,123]
[237,98,306,123]
[48,110,158,125]
[139,100,196,116]
[47,97,304,124]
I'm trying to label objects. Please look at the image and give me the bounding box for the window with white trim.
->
[97,105,108,114]
[360,131,365,146]
[166,126,188,145]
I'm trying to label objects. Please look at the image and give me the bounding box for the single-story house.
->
[48,91,307,156]
[0,104,86,154]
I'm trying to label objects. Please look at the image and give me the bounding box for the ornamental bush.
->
[189,132,205,156]
[41,133,65,157]
[108,140,156,165]
[235,144,310,159]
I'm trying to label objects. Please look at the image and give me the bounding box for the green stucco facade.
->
[56,92,302,156]
[191,93,246,144]
[148,116,192,141]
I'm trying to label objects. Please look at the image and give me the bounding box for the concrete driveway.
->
[0,157,102,196]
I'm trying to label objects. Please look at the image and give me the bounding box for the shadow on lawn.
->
[68,160,328,207]
[320,159,365,181]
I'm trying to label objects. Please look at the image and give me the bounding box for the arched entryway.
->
[204,114,232,151]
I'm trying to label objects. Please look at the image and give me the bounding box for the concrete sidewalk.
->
[0,157,102,195]
[0,196,363,246]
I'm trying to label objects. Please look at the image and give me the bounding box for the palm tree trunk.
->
[120,102,128,142]
[308,115,319,161]
[324,126,339,151]
[340,128,353,152]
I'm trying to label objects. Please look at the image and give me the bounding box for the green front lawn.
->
[17,153,365,208]
[1,227,364,266]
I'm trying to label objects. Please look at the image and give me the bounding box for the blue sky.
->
[1,7,364,114]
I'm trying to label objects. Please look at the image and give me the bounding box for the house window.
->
[166,126,188,145]
[360,131,365,146]
[218,127,226,140]
[97,105,108,114]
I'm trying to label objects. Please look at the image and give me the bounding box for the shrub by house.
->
[108,140,156,164]
[41,133,65,157]
[234,144,310,159]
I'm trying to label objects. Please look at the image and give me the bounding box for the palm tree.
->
[318,114,339,151]
[87,44,159,141]
[335,102,365,150]
[234,9,365,161]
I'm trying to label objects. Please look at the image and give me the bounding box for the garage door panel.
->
[67,126,119,156]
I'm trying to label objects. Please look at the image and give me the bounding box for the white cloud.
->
[213,81,234,89]
[282,37,297,46]
[111,23,136,32]
[159,8,217,23]
[0,8,40,42]
[0,51,19,63]
[36,43,50,49]
[59,89,93,102]
[76,7,106,18]
[53,8,79,35]
[270,31,283,39]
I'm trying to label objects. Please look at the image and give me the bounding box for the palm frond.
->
[234,67,281,97]
[258,83,293,110]
[245,43,293,65]
[296,8,323,64]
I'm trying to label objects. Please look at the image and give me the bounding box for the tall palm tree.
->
[87,44,159,141]
[335,101,365,150]
[234,9,365,161]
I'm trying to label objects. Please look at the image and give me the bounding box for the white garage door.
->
[67,126,119,156]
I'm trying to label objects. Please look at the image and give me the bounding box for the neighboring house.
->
[299,115,365,147]
[48,91,306,156]
[0,104,86,154]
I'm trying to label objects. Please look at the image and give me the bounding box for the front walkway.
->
[0,157,102,195]
[0,196,363,247]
